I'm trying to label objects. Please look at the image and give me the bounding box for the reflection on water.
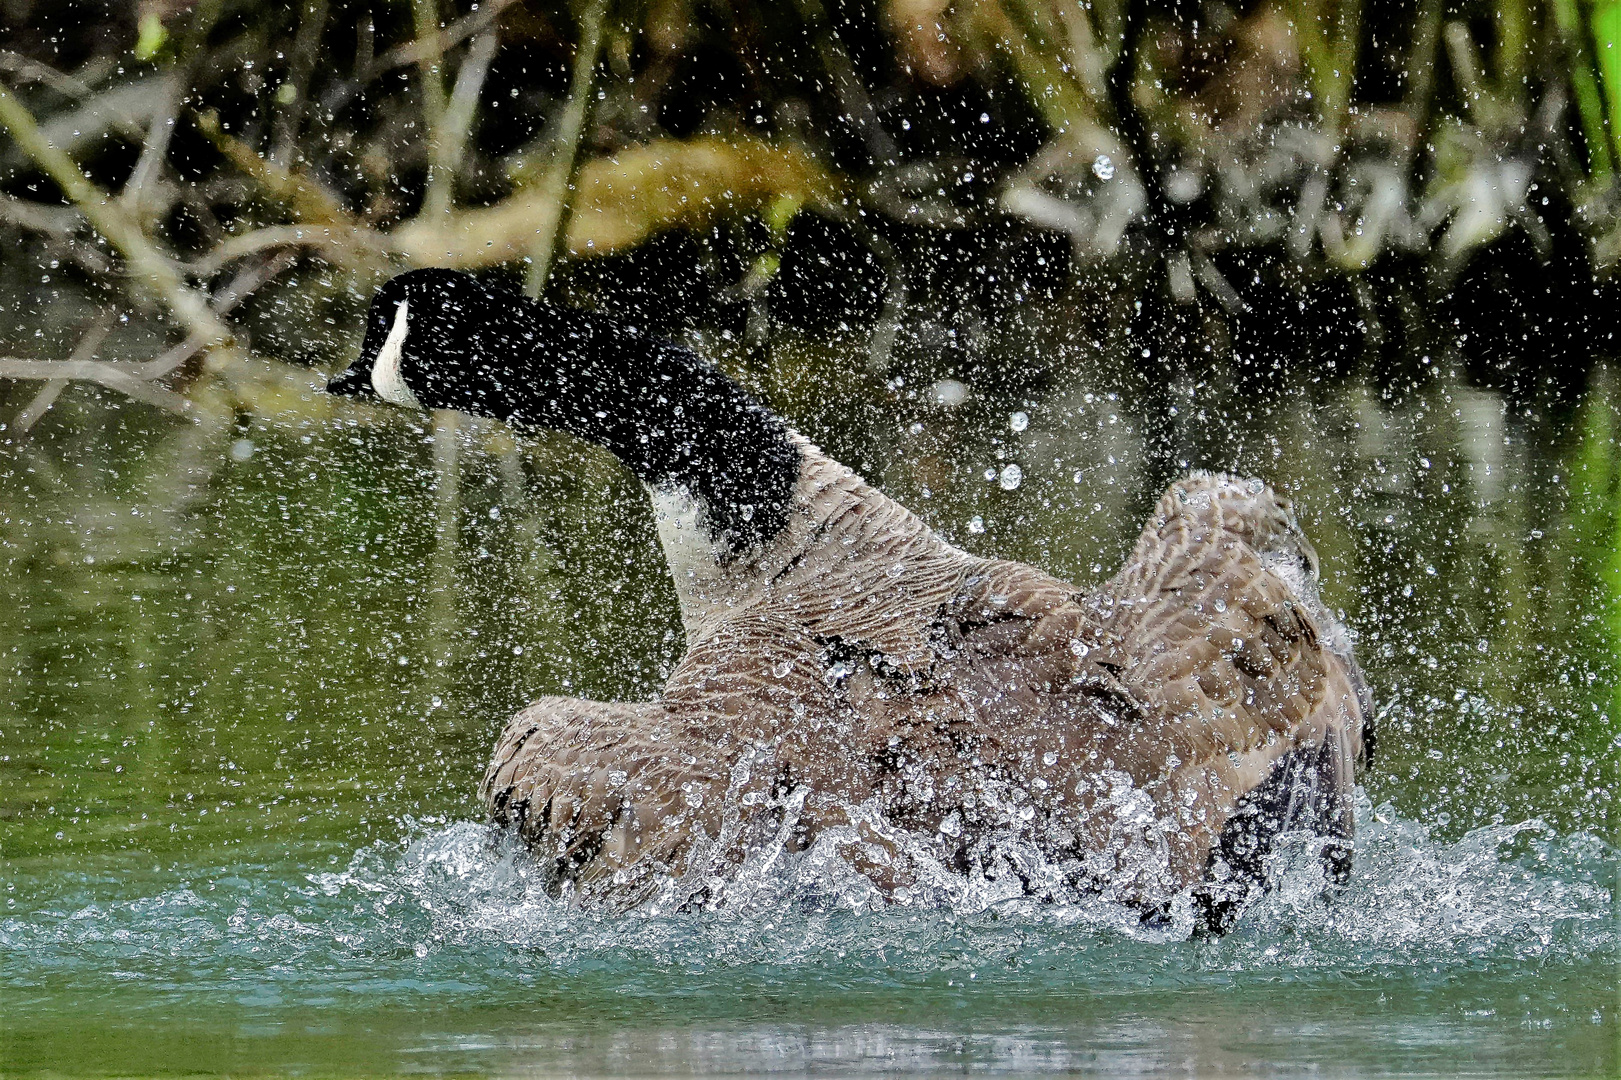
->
[0,301,1617,1075]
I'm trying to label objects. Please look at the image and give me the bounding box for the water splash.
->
[3,794,1610,1011]
[295,792,1613,983]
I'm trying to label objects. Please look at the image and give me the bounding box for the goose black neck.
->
[423,296,801,554]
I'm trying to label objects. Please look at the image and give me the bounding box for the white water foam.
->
[296,789,1613,977]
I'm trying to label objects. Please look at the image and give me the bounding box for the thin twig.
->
[355,14,375,76]
[0,50,102,100]
[851,222,907,370]
[0,50,141,137]
[190,113,393,279]
[793,0,900,167]
[1401,0,1445,169]
[119,0,220,218]
[0,192,81,234]
[138,249,301,381]
[374,0,520,79]
[131,332,215,383]
[0,79,232,347]
[0,358,190,414]
[270,0,330,167]
[424,28,498,219]
[119,73,181,218]
[0,194,117,274]
[186,223,394,275]
[413,0,450,211]
[314,0,520,122]
[524,0,609,296]
[2,247,298,431]
[195,109,354,227]
[207,248,303,316]
[193,107,390,279]
[10,316,116,436]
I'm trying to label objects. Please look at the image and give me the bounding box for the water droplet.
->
[1009,410,1029,433]
[1071,469,1084,483]
[229,438,254,462]
[999,464,1023,490]
[1092,154,1116,180]
[967,515,986,534]
[930,378,969,407]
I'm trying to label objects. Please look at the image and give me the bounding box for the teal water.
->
[1,314,1617,1075]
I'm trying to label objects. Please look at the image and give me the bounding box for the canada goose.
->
[327,268,1371,931]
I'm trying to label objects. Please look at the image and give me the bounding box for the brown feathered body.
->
[481,440,1369,923]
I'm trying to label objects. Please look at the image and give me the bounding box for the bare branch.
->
[119,0,222,219]
[423,29,499,219]
[3,244,295,432]
[10,316,116,437]
[118,73,182,217]
[0,51,106,102]
[270,0,331,167]
[0,79,233,348]
[0,358,191,415]
[194,110,355,228]
[208,248,302,316]
[314,0,520,122]
[413,0,449,203]
[186,224,393,276]
[792,0,900,167]
[375,0,520,77]
[0,194,119,275]
[140,250,301,381]
[524,0,609,296]
[0,192,82,234]
[0,64,159,164]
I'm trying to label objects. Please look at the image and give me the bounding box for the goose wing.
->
[920,474,1367,915]
[481,698,730,901]
[479,622,893,906]
[1089,473,1369,912]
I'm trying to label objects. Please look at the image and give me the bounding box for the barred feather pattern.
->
[480,448,1369,919]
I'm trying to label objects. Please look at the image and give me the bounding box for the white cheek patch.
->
[371,299,424,409]
[651,486,727,587]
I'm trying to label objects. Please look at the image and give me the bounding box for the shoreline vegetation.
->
[0,0,1619,419]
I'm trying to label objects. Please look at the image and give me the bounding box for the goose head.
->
[327,267,518,417]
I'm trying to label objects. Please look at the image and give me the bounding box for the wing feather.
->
[1090,474,1367,896]
[477,471,1368,923]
